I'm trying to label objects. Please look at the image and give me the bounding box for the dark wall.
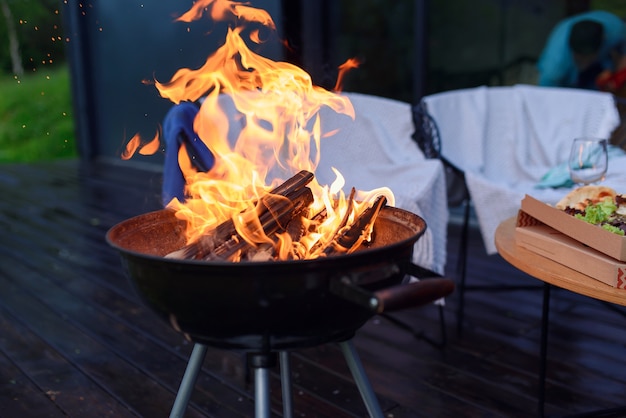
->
[427,0,564,93]
[329,0,567,100]
[62,0,282,165]
[63,0,624,164]
[313,0,567,102]
[333,0,416,103]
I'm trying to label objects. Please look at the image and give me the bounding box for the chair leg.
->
[438,304,447,347]
[379,303,448,350]
[456,198,471,336]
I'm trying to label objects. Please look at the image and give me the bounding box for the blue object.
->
[537,10,626,89]
[162,102,215,205]
[536,145,625,189]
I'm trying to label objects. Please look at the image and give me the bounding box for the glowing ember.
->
[123,0,394,261]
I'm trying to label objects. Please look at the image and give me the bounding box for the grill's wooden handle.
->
[374,278,455,313]
[330,274,454,313]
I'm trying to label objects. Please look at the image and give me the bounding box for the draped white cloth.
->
[315,92,449,274]
[424,84,623,254]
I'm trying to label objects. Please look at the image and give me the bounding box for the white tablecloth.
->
[315,92,448,274]
[424,85,623,254]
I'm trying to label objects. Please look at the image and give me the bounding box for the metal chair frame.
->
[411,100,540,334]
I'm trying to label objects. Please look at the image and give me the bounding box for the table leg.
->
[538,283,551,418]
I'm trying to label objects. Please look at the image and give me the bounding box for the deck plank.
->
[0,321,141,417]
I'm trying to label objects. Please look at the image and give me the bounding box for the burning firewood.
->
[322,195,387,256]
[306,187,356,256]
[285,214,307,246]
[337,187,356,231]
[166,171,388,262]
[205,186,313,261]
[167,170,314,260]
[250,205,310,261]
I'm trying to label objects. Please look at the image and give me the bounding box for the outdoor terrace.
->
[1,159,625,417]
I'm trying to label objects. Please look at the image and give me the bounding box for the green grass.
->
[0,66,77,163]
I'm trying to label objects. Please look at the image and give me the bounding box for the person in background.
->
[537,10,626,90]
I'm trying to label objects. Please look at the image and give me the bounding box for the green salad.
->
[573,198,626,236]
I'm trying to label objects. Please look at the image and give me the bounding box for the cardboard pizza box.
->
[515,212,626,289]
[520,194,626,261]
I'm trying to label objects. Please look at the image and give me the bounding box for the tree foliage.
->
[0,0,66,75]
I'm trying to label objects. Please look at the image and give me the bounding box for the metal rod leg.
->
[249,353,275,418]
[456,198,471,336]
[254,366,271,418]
[538,283,551,418]
[170,343,208,418]
[279,351,293,418]
[339,340,384,418]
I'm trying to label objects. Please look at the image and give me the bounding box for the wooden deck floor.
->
[1,159,626,417]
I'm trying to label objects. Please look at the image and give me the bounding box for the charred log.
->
[322,195,387,256]
[204,186,314,261]
[336,187,356,231]
[168,170,314,260]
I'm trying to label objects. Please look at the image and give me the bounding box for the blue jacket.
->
[537,10,625,88]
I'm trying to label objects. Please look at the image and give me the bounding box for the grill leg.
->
[339,340,384,418]
[254,367,270,418]
[170,343,208,418]
[279,351,294,418]
[249,353,276,418]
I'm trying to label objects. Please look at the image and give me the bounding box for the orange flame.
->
[121,130,161,160]
[121,134,142,160]
[124,1,393,260]
[175,0,276,32]
[139,131,161,155]
[334,58,360,92]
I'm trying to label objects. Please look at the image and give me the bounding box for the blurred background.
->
[1,0,625,165]
[0,0,73,162]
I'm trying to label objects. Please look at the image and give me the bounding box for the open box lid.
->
[520,195,626,261]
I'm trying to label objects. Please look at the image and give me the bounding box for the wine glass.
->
[568,137,608,186]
